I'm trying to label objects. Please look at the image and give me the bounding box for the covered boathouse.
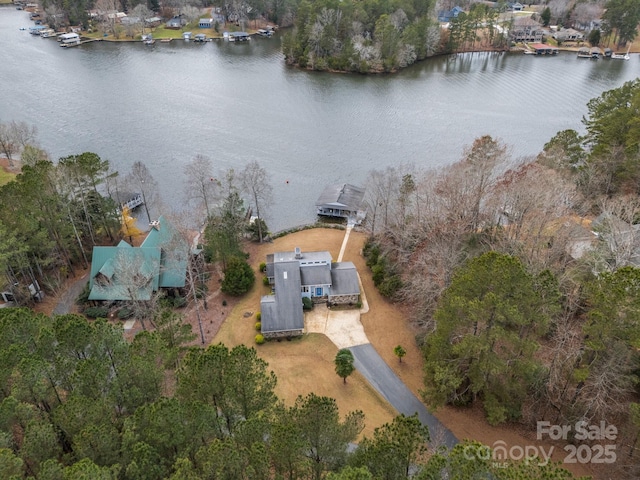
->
[316,183,366,225]
[529,43,558,55]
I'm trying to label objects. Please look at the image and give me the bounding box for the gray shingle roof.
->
[261,261,304,333]
[315,184,365,211]
[300,265,332,286]
[272,250,332,264]
[330,262,360,296]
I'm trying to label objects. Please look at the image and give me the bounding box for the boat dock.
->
[526,43,558,55]
[119,193,144,211]
[60,38,101,47]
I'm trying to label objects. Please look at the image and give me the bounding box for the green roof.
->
[88,216,188,301]
[141,215,188,288]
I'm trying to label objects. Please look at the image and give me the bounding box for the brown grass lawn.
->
[214,227,594,477]
[214,228,396,439]
[0,158,18,186]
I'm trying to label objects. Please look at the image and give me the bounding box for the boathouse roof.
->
[316,183,365,211]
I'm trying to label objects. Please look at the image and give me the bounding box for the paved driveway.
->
[304,226,458,448]
[304,303,458,448]
[350,343,458,449]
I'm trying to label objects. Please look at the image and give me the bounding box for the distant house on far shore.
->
[553,28,584,42]
[510,17,544,43]
[166,15,187,29]
[438,6,464,23]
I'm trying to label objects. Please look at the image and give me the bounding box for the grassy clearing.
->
[0,168,15,187]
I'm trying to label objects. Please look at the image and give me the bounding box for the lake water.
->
[1,7,638,231]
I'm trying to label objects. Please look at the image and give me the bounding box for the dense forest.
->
[281,0,440,73]
[0,308,587,479]
[361,78,640,478]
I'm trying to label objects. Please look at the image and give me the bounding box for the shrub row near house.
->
[83,306,109,319]
[255,334,265,344]
[363,239,402,299]
[255,322,262,331]
[117,308,133,320]
[302,297,313,310]
[159,295,187,309]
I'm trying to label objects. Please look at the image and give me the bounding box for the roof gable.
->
[330,262,360,296]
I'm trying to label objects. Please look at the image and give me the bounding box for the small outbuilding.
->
[199,18,213,28]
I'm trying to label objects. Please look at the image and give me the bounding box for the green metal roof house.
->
[88,216,188,301]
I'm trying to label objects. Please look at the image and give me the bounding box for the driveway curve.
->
[349,343,458,449]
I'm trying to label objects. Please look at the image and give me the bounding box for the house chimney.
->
[294,247,302,259]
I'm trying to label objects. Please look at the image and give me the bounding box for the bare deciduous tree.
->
[127,161,159,223]
[486,161,578,272]
[20,145,49,167]
[94,0,122,36]
[184,154,219,220]
[572,3,603,30]
[589,195,640,271]
[364,166,401,237]
[131,4,153,34]
[548,0,572,23]
[0,120,37,167]
[108,249,161,331]
[240,160,272,243]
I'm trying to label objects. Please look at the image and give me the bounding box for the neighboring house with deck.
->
[166,15,187,29]
[510,17,544,43]
[199,17,213,28]
[88,216,189,301]
[552,28,584,42]
[316,183,366,224]
[261,247,361,338]
[438,6,464,23]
